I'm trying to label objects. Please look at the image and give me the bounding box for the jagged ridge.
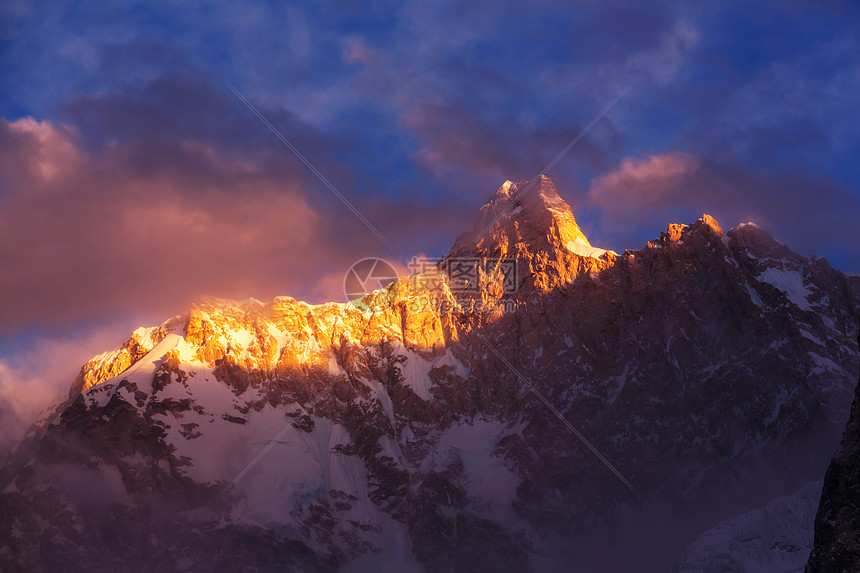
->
[1,176,859,572]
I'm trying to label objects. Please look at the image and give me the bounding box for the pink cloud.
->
[342,38,380,66]
[3,117,83,181]
[588,151,700,211]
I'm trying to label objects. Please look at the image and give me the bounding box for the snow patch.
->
[566,237,616,259]
[798,328,824,347]
[131,325,165,348]
[809,353,843,375]
[745,284,764,308]
[607,365,630,404]
[431,420,521,522]
[757,268,812,311]
[393,347,468,401]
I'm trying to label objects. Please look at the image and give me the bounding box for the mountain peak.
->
[450,176,592,260]
[10,175,860,573]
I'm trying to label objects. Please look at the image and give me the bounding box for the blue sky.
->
[1,0,859,344]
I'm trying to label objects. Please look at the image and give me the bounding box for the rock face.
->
[1,176,858,572]
[806,328,860,573]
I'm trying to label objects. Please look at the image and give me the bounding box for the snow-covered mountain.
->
[1,176,858,572]
[675,481,822,573]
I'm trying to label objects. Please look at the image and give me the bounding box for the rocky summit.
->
[1,176,858,572]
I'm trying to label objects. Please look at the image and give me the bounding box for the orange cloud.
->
[0,117,367,333]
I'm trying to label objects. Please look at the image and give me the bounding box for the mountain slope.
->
[1,176,858,572]
[675,481,822,573]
